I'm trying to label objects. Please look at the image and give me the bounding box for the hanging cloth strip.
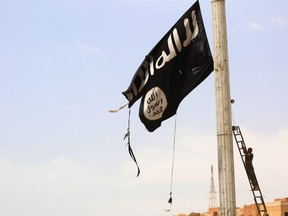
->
[108,103,128,113]
[109,104,140,177]
[124,108,140,177]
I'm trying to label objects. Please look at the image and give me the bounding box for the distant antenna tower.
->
[209,165,217,208]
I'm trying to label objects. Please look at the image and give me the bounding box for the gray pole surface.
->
[211,1,236,216]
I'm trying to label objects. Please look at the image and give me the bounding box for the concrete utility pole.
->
[211,1,236,216]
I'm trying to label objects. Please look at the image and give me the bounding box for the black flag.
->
[122,0,214,132]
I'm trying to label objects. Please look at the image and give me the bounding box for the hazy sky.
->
[0,0,287,216]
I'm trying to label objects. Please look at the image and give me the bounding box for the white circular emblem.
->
[143,87,168,121]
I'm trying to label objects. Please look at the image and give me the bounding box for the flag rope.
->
[230,99,237,126]
[168,114,177,210]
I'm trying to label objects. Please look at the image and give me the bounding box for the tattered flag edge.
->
[123,108,140,177]
[108,103,128,113]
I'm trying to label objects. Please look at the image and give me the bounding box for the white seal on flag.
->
[143,87,168,121]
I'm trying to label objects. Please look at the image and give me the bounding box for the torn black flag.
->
[122,0,214,132]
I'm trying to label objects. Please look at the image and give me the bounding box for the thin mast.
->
[209,165,217,208]
[211,1,236,216]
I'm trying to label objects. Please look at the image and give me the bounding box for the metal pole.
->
[211,1,236,216]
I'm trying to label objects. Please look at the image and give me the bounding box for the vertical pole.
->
[211,1,236,216]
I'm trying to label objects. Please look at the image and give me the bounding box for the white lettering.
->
[126,9,199,103]
[183,10,199,47]
[173,28,182,52]
[138,68,149,93]
[143,87,167,121]
[125,91,133,101]
[149,55,155,76]
[156,10,198,69]
[131,83,138,97]
[155,35,176,69]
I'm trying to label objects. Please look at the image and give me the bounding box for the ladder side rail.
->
[254,196,265,212]
[252,178,268,216]
[254,197,261,216]
[258,190,268,215]
[249,158,268,216]
[254,195,267,216]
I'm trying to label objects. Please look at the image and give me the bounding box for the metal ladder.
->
[232,126,268,216]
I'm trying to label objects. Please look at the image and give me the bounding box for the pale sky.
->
[0,0,287,216]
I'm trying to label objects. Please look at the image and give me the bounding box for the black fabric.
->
[122,0,213,132]
[128,142,140,177]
